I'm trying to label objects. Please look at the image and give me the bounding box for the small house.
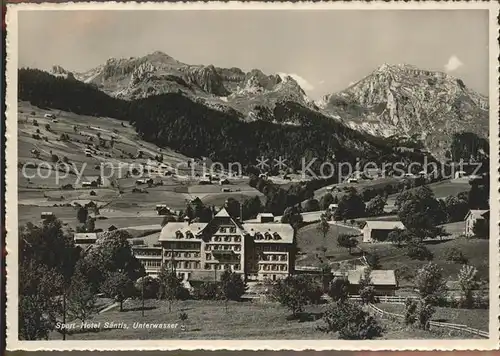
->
[347,178,358,184]
[82,181,93,188]
[74,232,98,245]
[40,211,53,219]
[347,268,397,296]
[219,178,230,185]
[256,213,275,223]
[464,209,489,237]
[362,220,405,243]
[44,113,55,119]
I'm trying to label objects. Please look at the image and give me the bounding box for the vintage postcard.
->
[5,1,500,351]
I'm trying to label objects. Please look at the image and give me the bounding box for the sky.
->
[18,10,489,99]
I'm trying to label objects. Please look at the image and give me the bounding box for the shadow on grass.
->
[122,306,157,312]
[286,311,324,323]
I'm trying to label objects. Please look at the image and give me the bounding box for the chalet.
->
[362,220,405,243]
[347,178,358,184]
[199,178,211,185]
[40,212,54,219]
[74,232,98,245]
[44,113,56,119]
[347,268,397,296]
[219,178,230,185]
[256,213,275,223]
[464,209,490,237]
[82,181,94,188]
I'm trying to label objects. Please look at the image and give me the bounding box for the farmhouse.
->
[464,209,490,237]
[74,232,98,246]
[347,268,397,296]
[82,181,94,188]
[362,220,405,243]
[137,208,296,282]
[40,212,54,219]
[256,213,275,223]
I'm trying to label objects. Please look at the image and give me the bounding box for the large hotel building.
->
[132,208,296,282]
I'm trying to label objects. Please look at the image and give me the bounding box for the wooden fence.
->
[367,303,489,339]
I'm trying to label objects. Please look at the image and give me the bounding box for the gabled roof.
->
[465,209,489,221]
[244,223,294,243]
[215,207,231,218]
[74,232,98,240]
[159,222,208,241]
[363,220,405,231]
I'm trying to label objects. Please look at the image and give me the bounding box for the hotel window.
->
[175,262,181,269]
[184,261,189,268]
[235,236,241,242]
[195,262,200,269]
[214,236,221,242]
[206,253,212,260]
[235,245,241,252]
[205,245,211,251]
[165,252,171,257]
[271,255,277,261]
[185,252,191,258]
[263,246,270,252]
[234,264,240,270]
[220,227,227,233]
[175,252,182,258]
[283,265,288,271]
[281,255,287,261]
[224,236,231,242]
[271,265,277,271]
[194,252,200,258]
[229,227,236,233]
[204,263,211,270]
[264,265,270,271]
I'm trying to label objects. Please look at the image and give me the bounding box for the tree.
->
[51,154,59,163]
[336,188,365,220]
[281,205,303,231]
[365,195,386,216]
[45,123,51,131]
[193,282,221,300]
[358,268,376,304]
[220,270,247,311]
[101,271,136,312]
[457,264,479,308]
[77,207,88,224]
[337,234,359,254]
[318,301,382,339]
[327,277,350,302]
[406,242,433,261]
[365,253,381,269]
[445,247,468,264]
[387,228,412,247]
[271,275,319,318]
[317,215,330,257]
[413,263,446,305]
[157,267,185,312]
[444,195,469,223]
[86,230,145,282]
[473,219,489,238]
[303,198,320,212]
[397,186,446,240]
[319,193,334,210]
[85,216,95,232]
[135,276,161,299]
[67,273,97,323]
[224,198,241,219]
[404,298,435,330]
[241,195,263,220]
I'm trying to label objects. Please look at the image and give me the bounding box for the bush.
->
[327,277,350,302]
[33,119,38,126]
[365,253,381,269]
[89,190,97,196]
[45,123,51,131]
[318,301,383,339]
[193,282,220,300]
[445,247,468,264]
[51,154,59,163]
[406,243,433,261]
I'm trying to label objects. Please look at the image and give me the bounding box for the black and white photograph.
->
[5,2,499,350]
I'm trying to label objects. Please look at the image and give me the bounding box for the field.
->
[296,220,489,283]
[17,102,264,232]
[48,299,473,340]
[296,222,363,266]
[377,303,489,332]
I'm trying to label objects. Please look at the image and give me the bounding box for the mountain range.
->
[49,51,489,159]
